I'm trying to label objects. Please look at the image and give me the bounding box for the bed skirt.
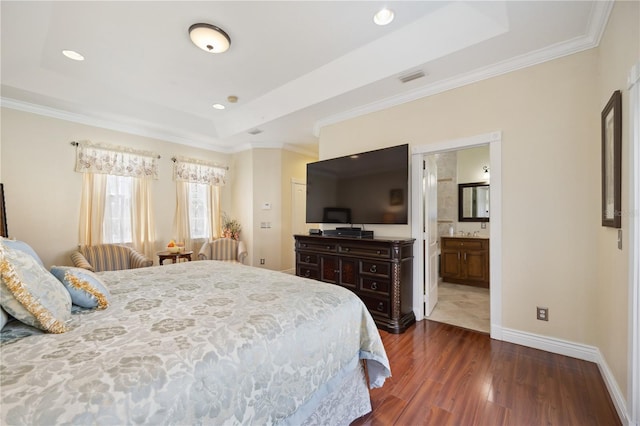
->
[298,359,371,425]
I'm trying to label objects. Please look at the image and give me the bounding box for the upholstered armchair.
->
[71,244,153,272]
[198,238,247,264]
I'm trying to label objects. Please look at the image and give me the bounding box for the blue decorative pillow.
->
[0,307,8,330]
[0,237,44,266]
[0,243,71,333]
[50,266,110,310]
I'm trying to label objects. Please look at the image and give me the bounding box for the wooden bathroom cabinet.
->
[440,237,490,288]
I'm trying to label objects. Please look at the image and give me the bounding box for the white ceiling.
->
[0,1,611,155]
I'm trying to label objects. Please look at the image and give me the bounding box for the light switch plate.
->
[618,229,622,250]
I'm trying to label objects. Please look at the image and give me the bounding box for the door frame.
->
[288,178,307,274]
[411,131,503,338]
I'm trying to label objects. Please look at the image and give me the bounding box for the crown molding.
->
[1,97,319,157]
[229,141,317,158]
[0,97,235,154]
[314,1,614,136]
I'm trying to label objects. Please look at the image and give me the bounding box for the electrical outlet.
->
[536,307,549,321]
[260,258,265,265]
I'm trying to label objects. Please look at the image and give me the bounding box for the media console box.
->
[294,234,415,333]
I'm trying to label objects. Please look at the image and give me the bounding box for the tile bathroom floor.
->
[427,281,490,333]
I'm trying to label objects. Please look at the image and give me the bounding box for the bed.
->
[0,255,391,425]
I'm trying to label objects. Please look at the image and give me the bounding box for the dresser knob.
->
[344,247,350,252]
[370,265,377,273]
[377,302,384,312]
[304,256,310,263]
[304,270,310,278]
[326,246,331,250]
[376,250,381,254]
[371,282,378,291]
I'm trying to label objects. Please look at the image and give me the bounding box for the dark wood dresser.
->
[294,234,415,333]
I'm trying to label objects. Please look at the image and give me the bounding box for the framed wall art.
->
[601,90,622,228]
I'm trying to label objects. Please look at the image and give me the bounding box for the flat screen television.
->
[306,144,409,225]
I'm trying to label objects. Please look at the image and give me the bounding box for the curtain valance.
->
[173,156,226,186]
[74,141,159,179]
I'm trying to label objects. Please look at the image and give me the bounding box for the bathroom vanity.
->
[440,236,490,288]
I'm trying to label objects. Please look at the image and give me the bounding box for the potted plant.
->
[222,212,241,240]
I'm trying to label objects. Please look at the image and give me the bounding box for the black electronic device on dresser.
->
[294,234,415,334]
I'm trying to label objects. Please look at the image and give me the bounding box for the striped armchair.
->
[71,244,153,272]
[198,238,247,264]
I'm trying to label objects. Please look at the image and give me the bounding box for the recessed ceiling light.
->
[373,8,394,26]
[212,103,226,110]
[62,50,84,61]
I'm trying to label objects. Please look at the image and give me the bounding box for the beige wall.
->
[0,108,232,267]
[280,150,318,271]
[319,0,638,402]
[595,0,639,403]
[228,147,316,271]
[252,149,282,270]
[229,149,254,265]
[457,145,489,184]
[321,49,601,349]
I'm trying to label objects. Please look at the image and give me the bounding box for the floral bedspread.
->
[0,261,390,425]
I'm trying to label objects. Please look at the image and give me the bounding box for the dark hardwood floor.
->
[353,320,620,426]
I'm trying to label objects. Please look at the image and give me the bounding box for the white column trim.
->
[627,60,640,426]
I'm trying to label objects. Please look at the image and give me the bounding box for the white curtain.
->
[173,181,192,250]
[131,177,156,261]
[75,141,159,178]
[209,185,222,239]
[76,141,158,255]
[78,173,107,246]
[173,157,226,246]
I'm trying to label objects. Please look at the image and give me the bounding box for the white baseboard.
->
[499,327,630,425]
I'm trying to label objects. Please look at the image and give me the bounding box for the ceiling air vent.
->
[248,129,263,135]
[399,70,426,84]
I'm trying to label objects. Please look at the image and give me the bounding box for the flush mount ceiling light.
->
[373,8,394,26]
[189,23,231,53]
[62,50,84,61]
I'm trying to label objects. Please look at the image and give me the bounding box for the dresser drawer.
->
[360,277,390,296]
[297,241,337,253]
[360,260,391,278]
[339,244,391,259]
[297,252,318,266]
[360,295,390,318]
[297,266,319,280]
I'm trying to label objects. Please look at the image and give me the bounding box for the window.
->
[103,175,133,244]
[188,182,210,239]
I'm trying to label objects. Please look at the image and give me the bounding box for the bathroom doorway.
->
[411,132,502,338]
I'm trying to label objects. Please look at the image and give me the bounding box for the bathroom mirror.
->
[458,182,490,222]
